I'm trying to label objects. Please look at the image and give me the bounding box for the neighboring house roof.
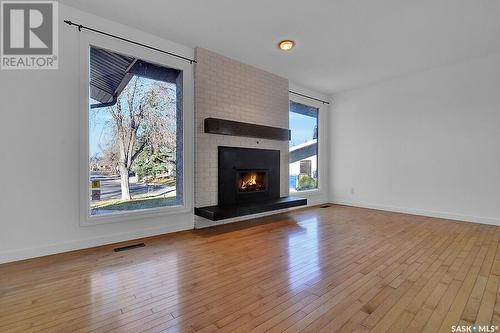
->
[90,47,135,106]
[89,46,181,108]
[290,100,318,118]
[290,139,317,163]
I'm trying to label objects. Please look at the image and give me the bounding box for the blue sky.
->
[89,103,113,157]
[289,111,317,147]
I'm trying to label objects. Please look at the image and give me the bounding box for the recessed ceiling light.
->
[278,40,295,51]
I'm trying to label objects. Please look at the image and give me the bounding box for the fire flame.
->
[241,173,258,189]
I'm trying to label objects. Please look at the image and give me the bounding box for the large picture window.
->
[289,101,319,192]
[88,46,184,217]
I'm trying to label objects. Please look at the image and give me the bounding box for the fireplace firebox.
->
[218,147,280,205]
[237,170,267,193]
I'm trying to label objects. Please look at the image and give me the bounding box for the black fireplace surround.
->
[218,146,280,205]
[195,146,307,221]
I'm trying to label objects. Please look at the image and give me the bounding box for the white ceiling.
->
[61,0,500,95]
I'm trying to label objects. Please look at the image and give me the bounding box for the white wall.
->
[330,53,500,225]
[0,5,195,264]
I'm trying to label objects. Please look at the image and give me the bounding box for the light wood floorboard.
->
[1,205,500,332]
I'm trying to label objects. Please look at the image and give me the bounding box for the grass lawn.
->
[91,196,178,212]
[148,178,176,186]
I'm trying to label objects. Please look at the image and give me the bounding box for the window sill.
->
[80,204,191,227]
[290,188,322,196]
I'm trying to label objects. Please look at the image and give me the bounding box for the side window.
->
[88,46,183,217]
[289,101,319,192]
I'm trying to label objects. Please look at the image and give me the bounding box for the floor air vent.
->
[113,243,145,252]
[320,204,332,208]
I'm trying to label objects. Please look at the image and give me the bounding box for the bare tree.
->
[102,76,176,200]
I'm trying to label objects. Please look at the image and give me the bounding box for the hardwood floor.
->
[1,205,500,332]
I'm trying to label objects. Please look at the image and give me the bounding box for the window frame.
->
[79,33,194,226]
[288,94,327,198]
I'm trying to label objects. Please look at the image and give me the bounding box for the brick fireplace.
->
[194,47,304,227]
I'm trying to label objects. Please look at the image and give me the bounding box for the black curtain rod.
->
[64,20,196,64]
[289,90,330,105]
[64,20,331,101]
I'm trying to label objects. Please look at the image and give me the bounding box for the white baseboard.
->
[331,199,500,226]
[0,222,192,264]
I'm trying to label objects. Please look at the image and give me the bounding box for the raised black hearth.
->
[194,196,307,221]
[195,146,307,221]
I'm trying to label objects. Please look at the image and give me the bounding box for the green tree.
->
[297,175,317,191]
[133,148,175,182]
[93,76,177,200]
